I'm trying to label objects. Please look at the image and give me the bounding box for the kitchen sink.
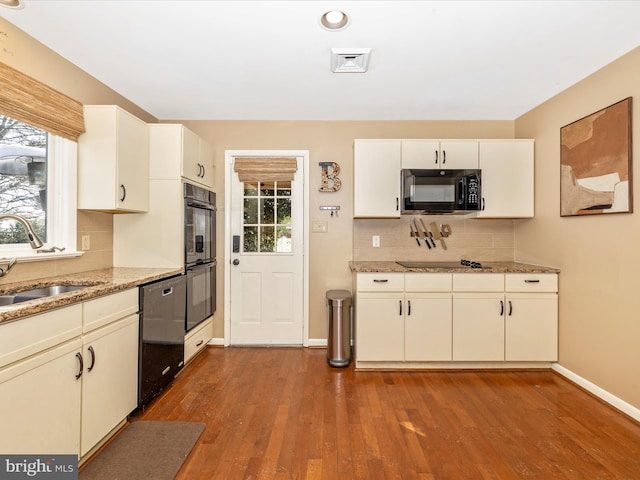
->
[0,284,92,305]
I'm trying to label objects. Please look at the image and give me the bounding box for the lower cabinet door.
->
[453,294,505,361]
[356,295,404,361]
[81,315,139,456]
[404,295,453,361]
[505,294,558,361]
[0,338,82,455]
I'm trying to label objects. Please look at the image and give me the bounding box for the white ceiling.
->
[4,0,640,121]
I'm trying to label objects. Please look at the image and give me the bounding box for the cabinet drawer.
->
[83,289,139,333]
[0,304,82,369]
[453,273,504,292]
[185,318,213,363]
[356,273,404,292]
[505,274,558,292]
[404,273,452,292]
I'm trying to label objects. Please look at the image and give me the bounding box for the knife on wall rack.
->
[413,218,431,249]
[409,221,421,246]
[418,218,436,248]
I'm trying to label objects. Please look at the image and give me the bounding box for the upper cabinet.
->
[78,105,149,213]
[477,140,534,218]
[353,140,401,218]
[401,140,478,170]
[149,124,214,189]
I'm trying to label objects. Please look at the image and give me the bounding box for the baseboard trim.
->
[308,339,328,348]
[552,363,640,422]
[208,338,225,346]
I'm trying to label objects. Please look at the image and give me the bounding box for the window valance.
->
[233,157,297,182]
[0,61,85,141]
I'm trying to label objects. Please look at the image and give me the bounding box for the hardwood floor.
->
[133,347,640,479]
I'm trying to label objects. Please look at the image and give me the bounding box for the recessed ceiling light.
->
[320,10,349,31]
[0,0,23,8]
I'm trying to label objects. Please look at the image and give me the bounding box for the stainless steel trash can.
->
[326,289,352,367]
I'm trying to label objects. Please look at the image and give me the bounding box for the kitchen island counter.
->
[0,267,183,324]
[349,260,559,274]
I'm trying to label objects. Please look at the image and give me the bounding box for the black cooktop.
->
[396,260,490,269]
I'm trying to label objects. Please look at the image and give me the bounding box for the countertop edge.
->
[0,267,184,324]
[349,261,560,274]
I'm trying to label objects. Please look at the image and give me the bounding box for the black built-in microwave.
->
[401,169,481,214]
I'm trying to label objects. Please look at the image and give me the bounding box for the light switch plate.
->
[81,235,90,250]
[312,220,328,233]
[372,235,380,247]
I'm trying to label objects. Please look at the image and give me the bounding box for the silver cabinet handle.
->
[508,300,513,316]
[373,279,388,283]
[442,150,446,164]
[524,279,540,283]
[500,300,504,316]
[399,300,402,316]
[196,340,204,347]
[407,300,411,316]
[119,184,126,202]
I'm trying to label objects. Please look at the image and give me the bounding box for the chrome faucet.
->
[0,214,44,249]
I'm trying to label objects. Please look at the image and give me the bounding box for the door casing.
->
[224,150,310,346]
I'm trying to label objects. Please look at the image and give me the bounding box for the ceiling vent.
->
[331,48,372,73]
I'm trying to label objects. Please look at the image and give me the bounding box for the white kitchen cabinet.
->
[78,105,149,212]
[149,123,214,189]
[353,140,401,218]
[453,293,505,361]
[401,140,478,170]
[114,124,215,268]
[355,292,405,361]
[0,288,140,459]
[452,273,505,361]
[504,274,558,361]
[185,316,213,364]
[404,294,452,361]
[80,314,139,456]
[477,140,534,218]
[0,338,82,455]
[354,270,557,367]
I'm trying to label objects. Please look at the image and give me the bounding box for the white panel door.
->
[230,156,304,345]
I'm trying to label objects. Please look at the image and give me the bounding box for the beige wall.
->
[179,121,514,339]
[515,47,640,409]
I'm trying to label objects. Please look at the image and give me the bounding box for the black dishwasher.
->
[138,275,186,407]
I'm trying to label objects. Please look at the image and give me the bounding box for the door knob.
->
[232,259,240,266]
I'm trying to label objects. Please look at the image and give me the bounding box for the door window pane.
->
[242,180,293,253]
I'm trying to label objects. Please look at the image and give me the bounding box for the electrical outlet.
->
[311,220,328,233]
[81,235,90,250]
[372,235,380,247]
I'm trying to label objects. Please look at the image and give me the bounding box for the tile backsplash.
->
[353,216,515,262]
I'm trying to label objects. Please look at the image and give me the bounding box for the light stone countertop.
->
[349,261,560,274]
[0,267,183,324]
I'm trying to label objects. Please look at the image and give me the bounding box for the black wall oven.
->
[184,182,216,332]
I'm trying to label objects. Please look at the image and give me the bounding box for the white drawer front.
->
[505,273,558,292]
[356,273,404,292]
[185,318,213,363]
[0,304,82,369]
[404,273,452,292]
[453,273,504,292]
[83,289,139,333]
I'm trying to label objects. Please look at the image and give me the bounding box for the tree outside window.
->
[0,115,47,244]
